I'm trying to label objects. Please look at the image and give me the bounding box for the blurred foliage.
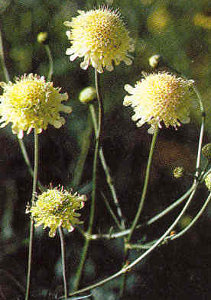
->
[0,0,211,298]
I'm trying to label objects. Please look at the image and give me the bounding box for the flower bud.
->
[37,32,48,44]
[79,87,96,104]
[149,54,161,68]
[173,166,184,178]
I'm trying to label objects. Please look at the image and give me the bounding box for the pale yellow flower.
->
[0,74,72,138]
[124,72,194,133]
[28,187,86,237]
[64,7,134,73]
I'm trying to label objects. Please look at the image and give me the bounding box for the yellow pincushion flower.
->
[28,187,86,237]
[0,74,72,139]
[123,72,194,133]
[64,7,134,73]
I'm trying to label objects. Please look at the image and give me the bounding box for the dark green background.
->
[0,0,211,299]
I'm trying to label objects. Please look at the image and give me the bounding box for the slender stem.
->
[89,183,196,240]
[0,27,10,82]
[25,130,39,300]
[193,85,205,181]
[101,192,122,229]
[170,192,211,240]
[89,103,126,229]
[59,227,68,299]
[45,44,53,81]
[18,139,44,191]
[120,127,159,297]
[73,69,103,291]
[73,238,89,291]
[126,240,158,250]
[71,114,93,188]
[128,127,159,242]
[68,183,197,297]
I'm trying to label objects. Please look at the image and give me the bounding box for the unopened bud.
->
[149,54,161,68]
[79,86,96,104]
[173,166,184,178]
[37,32,48,44]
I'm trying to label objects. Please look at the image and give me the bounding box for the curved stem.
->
[120,126,159,297]
[73,69,103,291]
[68,183,197,297]
[128,127,159,242]
[89,183,196,240]
[45,44,53,81]
[170,192,211,241]
[89,104,126,229]
[59,226,68,299]
[25,130,39,300]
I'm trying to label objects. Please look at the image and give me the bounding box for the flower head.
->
[64,7,134,73]
[0,74,72,138]
[123,72,193,133]
[28,187,86,237]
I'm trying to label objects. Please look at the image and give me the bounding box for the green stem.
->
[68,183,197,297]
[89,104,126,229]
[73,69,103,291]
[71,114,93,188]
[45,44,53,81]
[170,192,211,241]
[89,183,196,240]
[128,127,159,241]
[126,240,158,250]
[192,85,205,181]
[0,27,10,82]
[120,126,159,297]
[25,130,39,300]
[101,192,122,229]
[59,226,68,299]
[18,139,44,192]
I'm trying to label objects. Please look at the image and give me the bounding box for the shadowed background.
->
[0,0,211,299]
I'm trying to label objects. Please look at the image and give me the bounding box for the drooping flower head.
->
[64,7,134,73]
[0,74,72,138]
[28,187,86,237]
[123,72,194,133]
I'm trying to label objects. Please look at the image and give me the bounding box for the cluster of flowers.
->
[0,7,197,236]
